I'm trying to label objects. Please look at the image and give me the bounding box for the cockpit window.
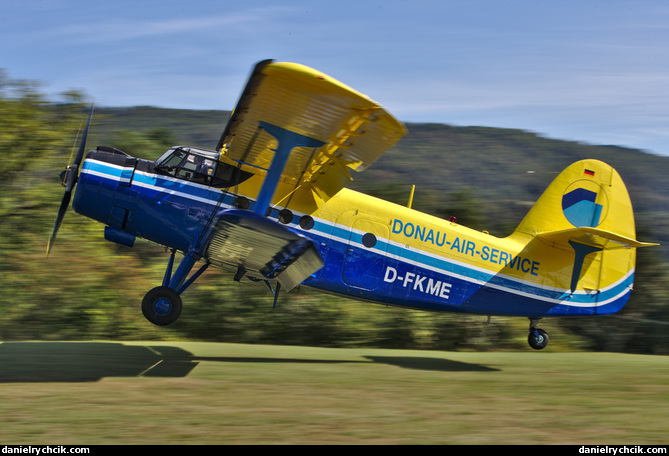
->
[155,147,252,188]
[155,149,211,184]
[211,162,253,188]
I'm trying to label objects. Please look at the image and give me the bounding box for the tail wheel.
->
[142,286,182,326]
[528,328,549,350]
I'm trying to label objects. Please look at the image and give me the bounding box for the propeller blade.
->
[46,191,71,255]
[66,105,94,191]
[47,105,94,255]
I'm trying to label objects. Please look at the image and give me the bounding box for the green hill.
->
[359,123,669,245]
[3,98,667,353]
[90,106,669,252]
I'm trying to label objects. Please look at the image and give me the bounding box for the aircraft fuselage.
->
[73,146,634,321]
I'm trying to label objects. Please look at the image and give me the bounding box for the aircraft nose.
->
[72,147,138,230]
[58,168,69,187]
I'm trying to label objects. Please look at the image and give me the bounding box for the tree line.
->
[1,71,667,353]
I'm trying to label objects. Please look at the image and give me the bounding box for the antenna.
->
[407,184,415,209]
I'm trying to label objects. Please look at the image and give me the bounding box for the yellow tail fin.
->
[515,159,637,238]
[512,159,656,293]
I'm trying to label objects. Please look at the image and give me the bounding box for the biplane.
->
[48,60,657,349]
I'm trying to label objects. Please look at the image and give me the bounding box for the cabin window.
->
[299,215,315,230]
[211,162,253,188]
[362,233,377,248]
[278,209,293,224]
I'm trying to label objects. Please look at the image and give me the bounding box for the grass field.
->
[0,341,667,445]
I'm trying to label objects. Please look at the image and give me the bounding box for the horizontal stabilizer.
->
[204,209,324,290]
[537,226,658,250]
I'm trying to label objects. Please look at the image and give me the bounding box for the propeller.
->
[47,105,94,255]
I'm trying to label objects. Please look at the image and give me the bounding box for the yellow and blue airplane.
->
[48,60,657,349]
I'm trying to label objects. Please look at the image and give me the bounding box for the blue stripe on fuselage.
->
[80,159,632,317]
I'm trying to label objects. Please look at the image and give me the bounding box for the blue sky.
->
[3,0,669,156]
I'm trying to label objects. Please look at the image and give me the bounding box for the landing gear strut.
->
[528,318,549,350]
[141,249,209,326]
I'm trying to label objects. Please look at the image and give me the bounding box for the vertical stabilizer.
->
[514,159,636,239]
[511,159,655,300]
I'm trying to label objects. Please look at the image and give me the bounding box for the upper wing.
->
[216,60,407,201]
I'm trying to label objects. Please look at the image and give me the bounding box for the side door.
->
[339,210,390,290]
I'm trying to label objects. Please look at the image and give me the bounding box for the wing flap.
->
[204,209,324,290]
[217,60,406,199]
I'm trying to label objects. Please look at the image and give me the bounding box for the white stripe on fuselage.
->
[82,159,630,309]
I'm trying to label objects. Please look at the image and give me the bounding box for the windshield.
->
[155,148,214,184]
[155,147,252,187]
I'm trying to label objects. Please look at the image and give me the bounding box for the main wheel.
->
[142,286,183,326]
[528,328,549,350]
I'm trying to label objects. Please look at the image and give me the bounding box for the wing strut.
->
[253,121,325,216]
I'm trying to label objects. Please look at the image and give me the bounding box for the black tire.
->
[142,286,182,326]
[528,328,549,350]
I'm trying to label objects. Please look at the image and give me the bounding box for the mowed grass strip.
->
[0,341,666,444]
